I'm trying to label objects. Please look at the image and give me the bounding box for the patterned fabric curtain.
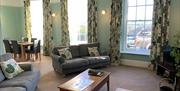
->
[151,0,171,67]
[88,0,98,43]
[43,0,53,56]
[109,0,122,65]
[24,0,32,39]
[60,0,70,46]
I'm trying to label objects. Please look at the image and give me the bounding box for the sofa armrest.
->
[18,62,32,71]
[51,53,65,64]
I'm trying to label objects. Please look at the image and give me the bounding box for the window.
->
[30,0,43,45]
[121,0,154,55]
[68,0,88,45]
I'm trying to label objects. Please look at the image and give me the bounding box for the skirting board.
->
[121,59,151,68]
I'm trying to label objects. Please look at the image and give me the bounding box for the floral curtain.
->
[60,0,70,46]
[24,0,32,39]
[43,0,53,56]
[151,0,171,67]
[109,0,122,65]
[88,0,98,43]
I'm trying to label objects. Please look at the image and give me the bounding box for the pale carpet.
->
[32,55,160,91]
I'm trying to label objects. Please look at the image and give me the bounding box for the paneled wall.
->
[0,1,24,54]
[169,0,180,47]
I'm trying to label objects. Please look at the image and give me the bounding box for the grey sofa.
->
[51,43,110,75]
[0,53,40,91]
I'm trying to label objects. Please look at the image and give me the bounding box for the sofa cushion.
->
[0,87,26,91]
[61,58,89,69]
[52,46,66,55]
[0,70,40,91]
[69,45,80,58]
[84,56,110,65]
[88,47,100,56]
[0,59,24,79]
[79,43,99,57]
[58,48,72,60]
[0,69,5,83]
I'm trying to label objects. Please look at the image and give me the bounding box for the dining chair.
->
[27,40,41,61]
[31,38,37,42]
[3,40,13,53]
[11,40,21,58]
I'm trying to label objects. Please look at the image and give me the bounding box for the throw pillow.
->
[0,59,24,79]
[58,48,72,60]
[88,47,100,56]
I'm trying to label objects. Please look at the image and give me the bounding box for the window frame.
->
[120,0,153,55]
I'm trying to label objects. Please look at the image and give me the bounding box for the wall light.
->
[101,10,106,15]
[51,13,56,17]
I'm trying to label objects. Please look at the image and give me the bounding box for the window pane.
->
[146,6,153,20]
[68,0,87,45]
[126,22,136,49]
[136,6,145,20]
[128,7,136,20]
[136,21,144,33]
[145,21,152,33]
[146,0,153,5]
[137,0,145,6]
[128,0,136,6]
[135,21,151,49]
[30,0,43,45]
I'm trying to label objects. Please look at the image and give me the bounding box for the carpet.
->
[115,88,133,91]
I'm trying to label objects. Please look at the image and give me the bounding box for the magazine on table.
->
[73,77,94,91]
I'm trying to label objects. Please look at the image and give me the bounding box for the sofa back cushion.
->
[79,43,99,57]
[69,45,80,58]
[0,53,13,62]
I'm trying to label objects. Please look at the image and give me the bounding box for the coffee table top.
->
[58,69,110,91]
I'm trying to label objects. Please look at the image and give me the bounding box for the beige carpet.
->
[115,88,132,91]
[32,55,160,91]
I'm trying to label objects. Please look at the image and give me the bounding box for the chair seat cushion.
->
[84,56,110,65]
[0,87,26,91]
[0,70,40,91]
[61,58,89,69]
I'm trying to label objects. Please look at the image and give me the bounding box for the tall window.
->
[121,0,154,55]
[30,0,43,45]
[68,0,88,45]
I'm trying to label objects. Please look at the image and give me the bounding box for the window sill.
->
[121,50,150,56]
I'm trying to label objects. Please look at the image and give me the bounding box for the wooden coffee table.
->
[58,69,111,91]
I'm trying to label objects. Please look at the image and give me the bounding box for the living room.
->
[0,0,180,91]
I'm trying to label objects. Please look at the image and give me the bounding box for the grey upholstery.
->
[18,63,32,71]
[0,71,40,91]
[84,56,110,65]
[61,58,89,69]
[0,53,13,62]
[51,43,110,75]
[0,70,5,83]
[69,45,80,58]
[79,43,99,57]
[0,53,40,91]
[0,87,26,91]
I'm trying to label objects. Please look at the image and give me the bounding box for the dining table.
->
[18,41,33,61]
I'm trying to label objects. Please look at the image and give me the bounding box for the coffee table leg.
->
[107,77,110,91]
